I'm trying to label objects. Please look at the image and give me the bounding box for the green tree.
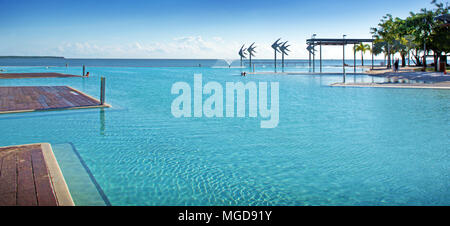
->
[372,40,389,66]
[428,0,449,70]
[372,1,449,68]
[353,43,371,66]
[371,14,397,68]
[404,9,435,67]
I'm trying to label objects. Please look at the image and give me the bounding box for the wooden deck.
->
[0,143,74,206]
[0,72,81,79]
[0,86,109,114]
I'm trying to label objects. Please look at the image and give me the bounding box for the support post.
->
[354,44,356,73]
[371,41,374,70]
[100,77,105,105]
[312,44,315,73]
[82,65,86,76]
[309,51,311,71]
[320,43,322,73]
[343,42,346,83]
[274,51,277,72]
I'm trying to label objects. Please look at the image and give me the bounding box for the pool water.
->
[0,66,449,205]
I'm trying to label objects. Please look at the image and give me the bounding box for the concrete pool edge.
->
[40,143,75,206]
[0,143,75,206]
[330,82,450,89]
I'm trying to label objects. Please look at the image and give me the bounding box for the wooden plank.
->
[37,95,49,108]
[17,150,38,206]
[0,144,74,206]
[0,86,106,114]
[31,148,58,206]
[0,152,17,206]
[0,73,81,79]
[0,156,3,177]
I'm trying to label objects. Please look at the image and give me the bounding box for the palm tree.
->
[353,43,371,66]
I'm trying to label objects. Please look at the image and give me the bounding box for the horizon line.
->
[0,56,386,60]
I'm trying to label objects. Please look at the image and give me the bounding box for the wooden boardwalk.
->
[0,143,74,206]
[0,72,81,79]
[0,86,109,114]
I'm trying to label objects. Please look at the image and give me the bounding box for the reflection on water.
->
[100,109,105,135]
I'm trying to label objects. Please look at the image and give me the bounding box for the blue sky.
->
[0,0,436,59]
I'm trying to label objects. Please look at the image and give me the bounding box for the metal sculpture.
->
[238,45,247,67]
[271,38,282,71]
[247,42,256,69]
[306,44,315,70]
[279,41,291,71]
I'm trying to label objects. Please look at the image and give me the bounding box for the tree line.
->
[370,0,449,70]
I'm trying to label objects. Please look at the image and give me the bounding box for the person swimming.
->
[85,72,90,77]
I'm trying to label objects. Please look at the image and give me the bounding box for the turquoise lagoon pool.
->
[0,66,449,205]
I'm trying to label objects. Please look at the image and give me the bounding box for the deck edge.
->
[40,143,75,206]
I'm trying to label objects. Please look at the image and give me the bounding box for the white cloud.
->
[47,36,378,60]
[50,36,243,59]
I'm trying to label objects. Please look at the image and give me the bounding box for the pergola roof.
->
[305,37,376,76]
[306,38,375,46]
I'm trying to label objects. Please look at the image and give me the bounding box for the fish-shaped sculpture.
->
[247,42,256,57]
[271,38,282,53]
[271,38,282,71]
[280,41,291,71]
[238,45,247,59]
[306,45,315,54]
[247,43,256,69]
[239,45,247,67]
[280,41,290,55]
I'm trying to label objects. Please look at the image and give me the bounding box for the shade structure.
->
[306,38,375,77]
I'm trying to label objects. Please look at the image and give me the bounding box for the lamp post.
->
[312,34,316,73]
[371,36,375,70]
[343,34,346,83]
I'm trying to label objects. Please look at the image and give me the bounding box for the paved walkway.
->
[330,81,450,89]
